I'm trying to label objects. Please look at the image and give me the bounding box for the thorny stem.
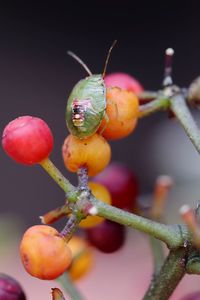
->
[57,272,84,300]
[143,248,187,300]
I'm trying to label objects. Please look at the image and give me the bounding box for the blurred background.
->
[1,1,200,299]
[1,0,200,224]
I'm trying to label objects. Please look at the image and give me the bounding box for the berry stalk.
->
[57,272,85,300]
[139,96,170,118]
[40,158,75,195]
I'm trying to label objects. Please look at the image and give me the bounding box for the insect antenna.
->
[102,40,117,78]
[162,47,174,87]
[67,51,92,76]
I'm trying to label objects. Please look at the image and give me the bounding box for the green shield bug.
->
[66,41,116,139]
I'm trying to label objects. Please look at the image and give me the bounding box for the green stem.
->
[138,91,158,101]
[91,198,184,248]
[139,96,170,118]
[186,252,200,274]
[149,237,165,275]
[170,94,200,154]
[57,272,84,300]
[143,248,187,300]
[39,159,189,248]
[40,158,74,193]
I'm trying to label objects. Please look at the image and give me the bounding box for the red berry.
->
[0,273,26,300]
[94,162,139,210]
[86,220,125,253]
[104,72,144,94]
[180,293,200,300]
[2,116,54,165]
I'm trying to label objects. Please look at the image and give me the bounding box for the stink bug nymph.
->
[66,41,116,139]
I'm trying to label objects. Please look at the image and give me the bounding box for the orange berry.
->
[98,87,139,140]
[20,225,72,280]
[79,182,112,228]
[68,236,93,281]
[62,134,111,177]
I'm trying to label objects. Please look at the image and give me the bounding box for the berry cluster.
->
[1,72,141,284]
[3,47,200,300]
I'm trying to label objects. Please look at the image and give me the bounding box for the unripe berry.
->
[79,182,112,228]
[104,72,144,94]
[2,116,54,165]
[62,134,111,176]
[20,225,72,280]
[98,87,139,140]
[68,236,93,281]
[0,273,26,300]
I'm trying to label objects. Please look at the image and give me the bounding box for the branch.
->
[90,197,186,248]
[143,248,187,300]
[170,93,200,154]
[39,157,189,249]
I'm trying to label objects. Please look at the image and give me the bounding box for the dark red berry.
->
[2,116,54,165]
[86,220,125,253]
[104,72,144,94]
[94,162,139,210]
[0,273,26,300]
[180,292,200,300]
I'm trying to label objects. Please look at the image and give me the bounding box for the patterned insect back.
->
[71,99,89,127]
[66,74,106,139]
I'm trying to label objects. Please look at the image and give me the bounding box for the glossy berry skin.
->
[98,87,139,140]
[104,72,144,94]
[180,292,200,300]
[94,162,138,210]
[0,273,26,300]
[20,225,72,280]
[2,116,54,165]
[66,74,106,139]
[62,133,111,176]
[86,220,125,253]
[79,182,112,228]
[68,236,93,281]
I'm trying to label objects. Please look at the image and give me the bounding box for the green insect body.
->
[66,74,106,139]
